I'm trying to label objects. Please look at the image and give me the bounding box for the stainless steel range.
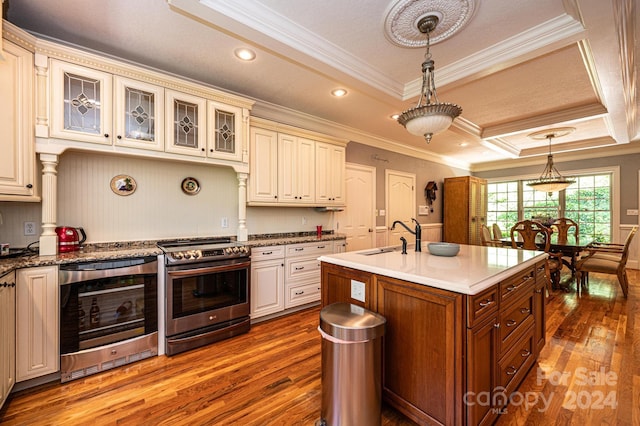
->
[158,238,251,356]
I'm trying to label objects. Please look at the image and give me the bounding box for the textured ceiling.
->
[4,0,639,170]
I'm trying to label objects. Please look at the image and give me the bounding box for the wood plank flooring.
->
[1,270,638,425]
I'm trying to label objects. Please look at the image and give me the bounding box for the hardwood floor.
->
[1,270,637,425]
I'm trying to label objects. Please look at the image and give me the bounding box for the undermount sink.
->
[358,246,403,256]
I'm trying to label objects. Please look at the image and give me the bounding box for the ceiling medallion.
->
[384,0,477,47]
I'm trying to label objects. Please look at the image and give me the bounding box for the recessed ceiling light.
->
[459,142,469,147]
[390,114,400,120]
[331,88,347,97]
[234,48,256,61]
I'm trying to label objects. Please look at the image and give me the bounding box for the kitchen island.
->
[319,243,548,426]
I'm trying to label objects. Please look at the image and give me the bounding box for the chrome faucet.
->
[391,218,422,252]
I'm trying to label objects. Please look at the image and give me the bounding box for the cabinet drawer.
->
[500,267,535,303]
[498,326,535,396]
[534,261,547,285]
[285,256,321,281]
[499,293,534,356]
[467,286,498,327]
[286,242,334,258]
[285,281,321,308]
[251,245,285,260]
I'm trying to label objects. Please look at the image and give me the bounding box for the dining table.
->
[499,235,586,288]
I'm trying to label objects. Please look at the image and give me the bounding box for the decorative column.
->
[237,172,248,241]
[34,52,49,138]
[39,153,58,255]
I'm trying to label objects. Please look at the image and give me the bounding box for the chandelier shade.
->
[397,15,462,144]
[526,128,575,194]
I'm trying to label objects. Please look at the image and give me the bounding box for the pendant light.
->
[527,128,576,194]
[397,15,462,144]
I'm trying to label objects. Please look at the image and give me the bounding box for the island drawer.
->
[534,261,547,285]
[251,245,285,261]
[467,285,498,327]
[500,266,535,303]
[499,292,535,357]
[497,326,536,396]
[286,242,333,258]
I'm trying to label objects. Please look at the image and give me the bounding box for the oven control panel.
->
[167,245,249,262]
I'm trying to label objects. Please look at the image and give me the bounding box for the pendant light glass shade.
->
[527,128,575,194]
[397,15,462,144]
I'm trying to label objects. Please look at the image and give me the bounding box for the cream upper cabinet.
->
[0,271,16,410]
[278,134,315,204]
[16,265,60,382]
[315,142,345,205]
[248,119,346,207]
[50,60,113,145]
[0,40,36,200]
[249,127,279,202]
[207,100,244,162]
[114,76,164,151]
[164,89,207,157]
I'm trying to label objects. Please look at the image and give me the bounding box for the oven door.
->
[165,257,250,337]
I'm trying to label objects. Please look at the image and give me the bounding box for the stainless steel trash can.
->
[318,302,386,426]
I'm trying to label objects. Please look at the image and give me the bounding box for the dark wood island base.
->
[321,259,547,426]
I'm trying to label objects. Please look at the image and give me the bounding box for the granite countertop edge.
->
[0,233,346,277]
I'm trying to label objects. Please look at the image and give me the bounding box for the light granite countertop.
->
[318,241,547,295]
[0,233,346,277]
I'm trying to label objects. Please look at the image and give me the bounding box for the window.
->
[487,172,612,243]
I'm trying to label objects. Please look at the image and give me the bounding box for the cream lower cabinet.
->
[16,266,59,382]
[250,240,344,318]
[284,241,334,308]
[250,245,285,319]
[0,40,36,200]
[0,271,16,410]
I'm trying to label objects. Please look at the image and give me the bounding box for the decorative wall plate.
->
[181,177,200,195]
[110,174,137,196]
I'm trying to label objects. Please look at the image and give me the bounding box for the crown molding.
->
[481,103,608,139]
[184,0,405,99]
[403,14,586,98]
[251,100,470,171]
[470,141,640,172]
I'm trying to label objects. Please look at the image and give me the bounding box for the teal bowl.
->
[427,242,460,257]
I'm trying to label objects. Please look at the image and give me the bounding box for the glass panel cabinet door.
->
[50,60,112,145]
[114,77,164,151]
[207,100,243,162]
[165,89,206,157]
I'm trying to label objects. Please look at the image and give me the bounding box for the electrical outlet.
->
[24,221,36,236]
[351,279,365,303]
[221,217,229,228]
[302,216,307,225]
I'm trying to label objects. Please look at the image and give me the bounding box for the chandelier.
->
[397,15,462,144]
[527,128,576,194]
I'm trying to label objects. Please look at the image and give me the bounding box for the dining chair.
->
[492,223,504,240]
[510,220,563,289]
[575,226,637,297]
[481,224,501,247]
[550,218,579,245]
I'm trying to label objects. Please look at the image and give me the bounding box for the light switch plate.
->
[351,279,365,303]
[418,205,429,215]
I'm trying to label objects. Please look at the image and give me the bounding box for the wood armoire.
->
[443,176,488,245]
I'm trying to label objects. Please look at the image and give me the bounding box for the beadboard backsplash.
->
[0,151,334,247]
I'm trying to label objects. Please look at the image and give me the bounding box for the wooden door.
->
[335,163,376,252]
[386,170,416,246]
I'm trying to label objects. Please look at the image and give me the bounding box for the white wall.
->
[0,151,337,247]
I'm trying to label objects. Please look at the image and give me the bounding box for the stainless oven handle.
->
[59,259,158,285]
[167,261,251,277]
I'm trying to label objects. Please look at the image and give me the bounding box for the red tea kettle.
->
[55,226,87,253]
